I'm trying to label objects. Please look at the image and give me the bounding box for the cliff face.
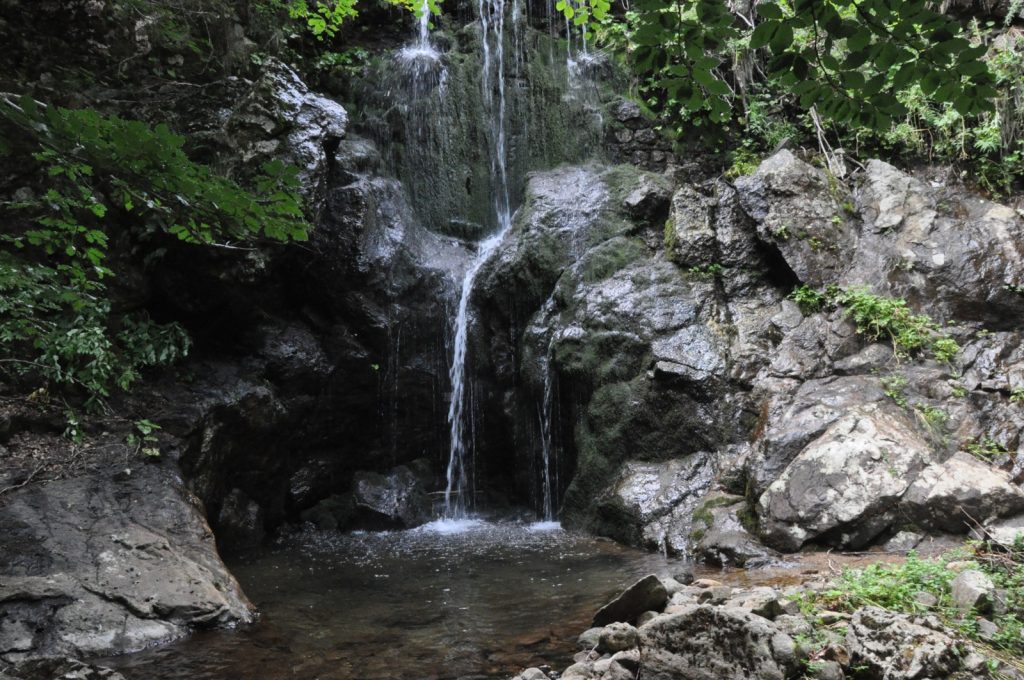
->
[3,0,1024,673]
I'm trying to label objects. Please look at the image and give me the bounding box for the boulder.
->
[735,149,856,287]
[950,570,996,615]
[598,622,639,653]
[0,466,252,661]
[593,575,669,627]
[846,607,966,679]
[690,493,779,567]
[638,604,802,679]
[351,465,431,529]
[215,488,265,551]
[979,514,1024,549]
[900,452,1024,532]
[758,406,933,551]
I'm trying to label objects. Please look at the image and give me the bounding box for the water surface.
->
[104,520,684,679]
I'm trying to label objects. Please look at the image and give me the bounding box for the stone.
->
[517,669,548,680]
[598,622,638,653]
[723,587,785,620]
[225,58,348,206]
[351,465,431,529]
[980,514,1024,549]
[758,406,934,551]
[638,604,801,679]
[560,662,594,679]
[577,627,603,650]
[0,466,252,660]
[735,149,855,288]
[900,451,1024,532]
[690,493,779,567]
[950,570,996,614]
[846,607,964,679]
[637,610,659,626]
[216,488,264,550]
[593,575,670,627]
[915,592,939,608]
[885,531,924,553]
[978,618,1000,641]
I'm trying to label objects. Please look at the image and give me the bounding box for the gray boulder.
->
[950,570,995,614]
[638,604,802,679]
[593,575,669,627]
[690,494,778,567]
[846,607,966,679]
[900,451,1024,532]
[758,406,934,551]
[0,466,252,661]
[351,464,431,529]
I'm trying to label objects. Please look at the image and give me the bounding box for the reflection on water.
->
[102,520,685,679]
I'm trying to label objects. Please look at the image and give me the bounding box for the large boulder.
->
[900,451,1024,532]
[758,406,934,551]
[846,607,968,679]
[351,463,432,529]
[0,466,252,661]
[638,605,802,679]
[690,494,779,568]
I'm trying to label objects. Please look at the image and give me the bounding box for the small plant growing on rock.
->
[789,284,825,314]
[880,374,909,407]
[965,437,1009,461]
[1011,387,1024,405]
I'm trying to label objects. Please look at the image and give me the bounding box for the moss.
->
[578,237,645,284]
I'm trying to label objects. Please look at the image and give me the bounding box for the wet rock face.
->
[475,148,1024,561]
[758,406,935,551]
[0,466,252,662]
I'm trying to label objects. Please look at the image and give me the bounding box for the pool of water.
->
[101,519,685,679]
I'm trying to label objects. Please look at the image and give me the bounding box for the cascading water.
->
[443,0,516,519]
[537,348,559,521]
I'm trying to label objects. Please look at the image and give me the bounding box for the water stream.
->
[101,522,686,679]
[443,0,516,519]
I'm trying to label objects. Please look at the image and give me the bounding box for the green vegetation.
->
[966,437,1010,461]
[687,263,726,280]
[0,95,308,408]
[552,1,1022,194]
[880,373,908,407]
[788,285,960,363]
[812,548,1024,663]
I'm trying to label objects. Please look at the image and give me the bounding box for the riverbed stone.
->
[592,575,669,627]
[638,604,801,679]
[0,465,252,661]
[846,607,965,679]
[598,622,638,653]
[351,465,431,529]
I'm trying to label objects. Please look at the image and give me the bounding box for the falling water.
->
[444,0,515,519]
[537,349,559,521]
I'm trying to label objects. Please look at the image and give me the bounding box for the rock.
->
[900,452,1024,532]
[299,493,356,531]
[979,514,1024,549]
[637,610,659,626]
[846,607,965,679]
[0,466,252,660]
[588,455,716,554]
[225,58,348,206]
[216,487,264,550]
[4,657,127,679]
[978,618,1000,641]
[560,661,594,679]
[950,570,996,614]
[621,173,672,221]
[577,627,603,650]
[758,406,934,551]
[850,159,1024,327]
[516,668,548,680]
[915,592,939,608]
[723,587,785,620]
[598,622,638,653]
[638,604,801,679]
[885,531,924,553]
[593,575,669,627]
[808,660,844,680]
[735,149,855,287]
[351,464,431,529]
[690,493,779,567]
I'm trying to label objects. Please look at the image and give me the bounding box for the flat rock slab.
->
[593,574,669,627]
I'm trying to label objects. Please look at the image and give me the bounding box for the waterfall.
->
[443,0,515,519]
[537,349,559,521]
